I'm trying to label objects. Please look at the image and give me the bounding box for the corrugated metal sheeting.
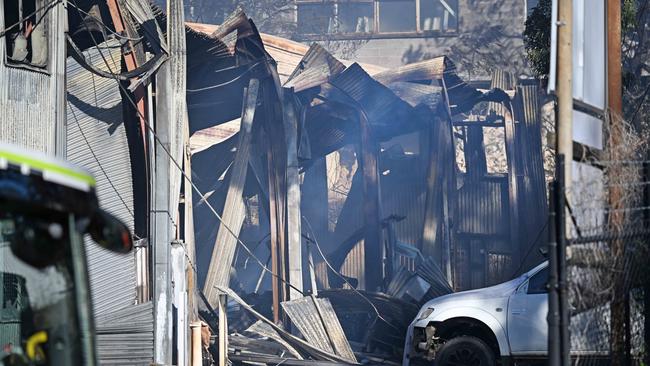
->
[66,39,137,316]
[514,83,548,272]
[0,2,67,155]
[456,179,508,236]
[95,302,155,364]
[326,151,428,289]
[281,296,357,363]
[454,179,510,289]
[65,39,153,365]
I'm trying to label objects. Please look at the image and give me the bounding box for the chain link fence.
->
[556,114,650,365]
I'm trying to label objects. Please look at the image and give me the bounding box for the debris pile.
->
[185,9,547,365]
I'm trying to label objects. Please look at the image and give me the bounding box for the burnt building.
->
[294,0,537,79]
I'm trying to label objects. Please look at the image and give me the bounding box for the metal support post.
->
[556,155,570,366]
[644,159,650,366]
[547,179,561,366]
[606,1,627,364]
[153,59,173,366]
[217,294,228,366]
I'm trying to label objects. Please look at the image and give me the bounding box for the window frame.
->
[295,0,459,40]
[3,0,51,74]
[525,266,549,295]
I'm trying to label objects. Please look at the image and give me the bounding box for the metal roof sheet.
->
[285,43,346,91]
[281,296,357,363]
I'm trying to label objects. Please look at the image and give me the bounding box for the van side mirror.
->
[87,209,133,253]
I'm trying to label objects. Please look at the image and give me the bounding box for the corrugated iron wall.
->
[327,150,427,289]
[513,83,548,272]
[317,82,546,292]
[456,179,508,236]
[454,178,510,289]
[452,77,548,290]
[95,302,155,364]
[66,39,137,316]
[0,2,67,155]
[65,40,153,365]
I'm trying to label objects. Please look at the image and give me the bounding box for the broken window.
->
[378,0,416,33]
[482,126,507,175]
[3,0,48,69]
[296,0,458,37]
[338,2,374,33]
[298,2,374,34]
[420,0,458,33]
[297,3,333,35]
[453,126,466,173]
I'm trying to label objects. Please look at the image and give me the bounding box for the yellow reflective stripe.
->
[26,331,48,360]
[0,150,96,187]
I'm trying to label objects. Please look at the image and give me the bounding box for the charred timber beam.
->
[358,110,383,292]
[202,78,259,306]
[264,82,289,324]
[301,156,328,294]
[105,0,148,152]
[284,90,304,300]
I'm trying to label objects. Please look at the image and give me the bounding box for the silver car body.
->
[403,261,548,365]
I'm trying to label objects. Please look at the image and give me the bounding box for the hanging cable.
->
[0,0,61,38]
[67,99,135,220]
[302,216,402,332]
[186,60,265,93]
[66,1,144,42]
[76,18,305,297]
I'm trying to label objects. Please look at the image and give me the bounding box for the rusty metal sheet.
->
[326,63,412,127]
[373,57,447,84]
[281,296,357,363]
[372,57,482,115]
[285,43,346,91]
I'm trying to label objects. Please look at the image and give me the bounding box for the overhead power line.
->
[72,8,305,296]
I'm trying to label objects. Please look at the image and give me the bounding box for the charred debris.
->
[0,0,547,366]
[183,10,547,366]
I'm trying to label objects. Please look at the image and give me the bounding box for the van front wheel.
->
[435,336,496,366]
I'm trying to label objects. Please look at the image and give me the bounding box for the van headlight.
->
[418,307,434,320]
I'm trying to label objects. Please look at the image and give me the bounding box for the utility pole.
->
[153,51,173,366]
[553,1,572,365]
[606,0,626,365]
[547,180,561,366]
[556,0,573,187]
